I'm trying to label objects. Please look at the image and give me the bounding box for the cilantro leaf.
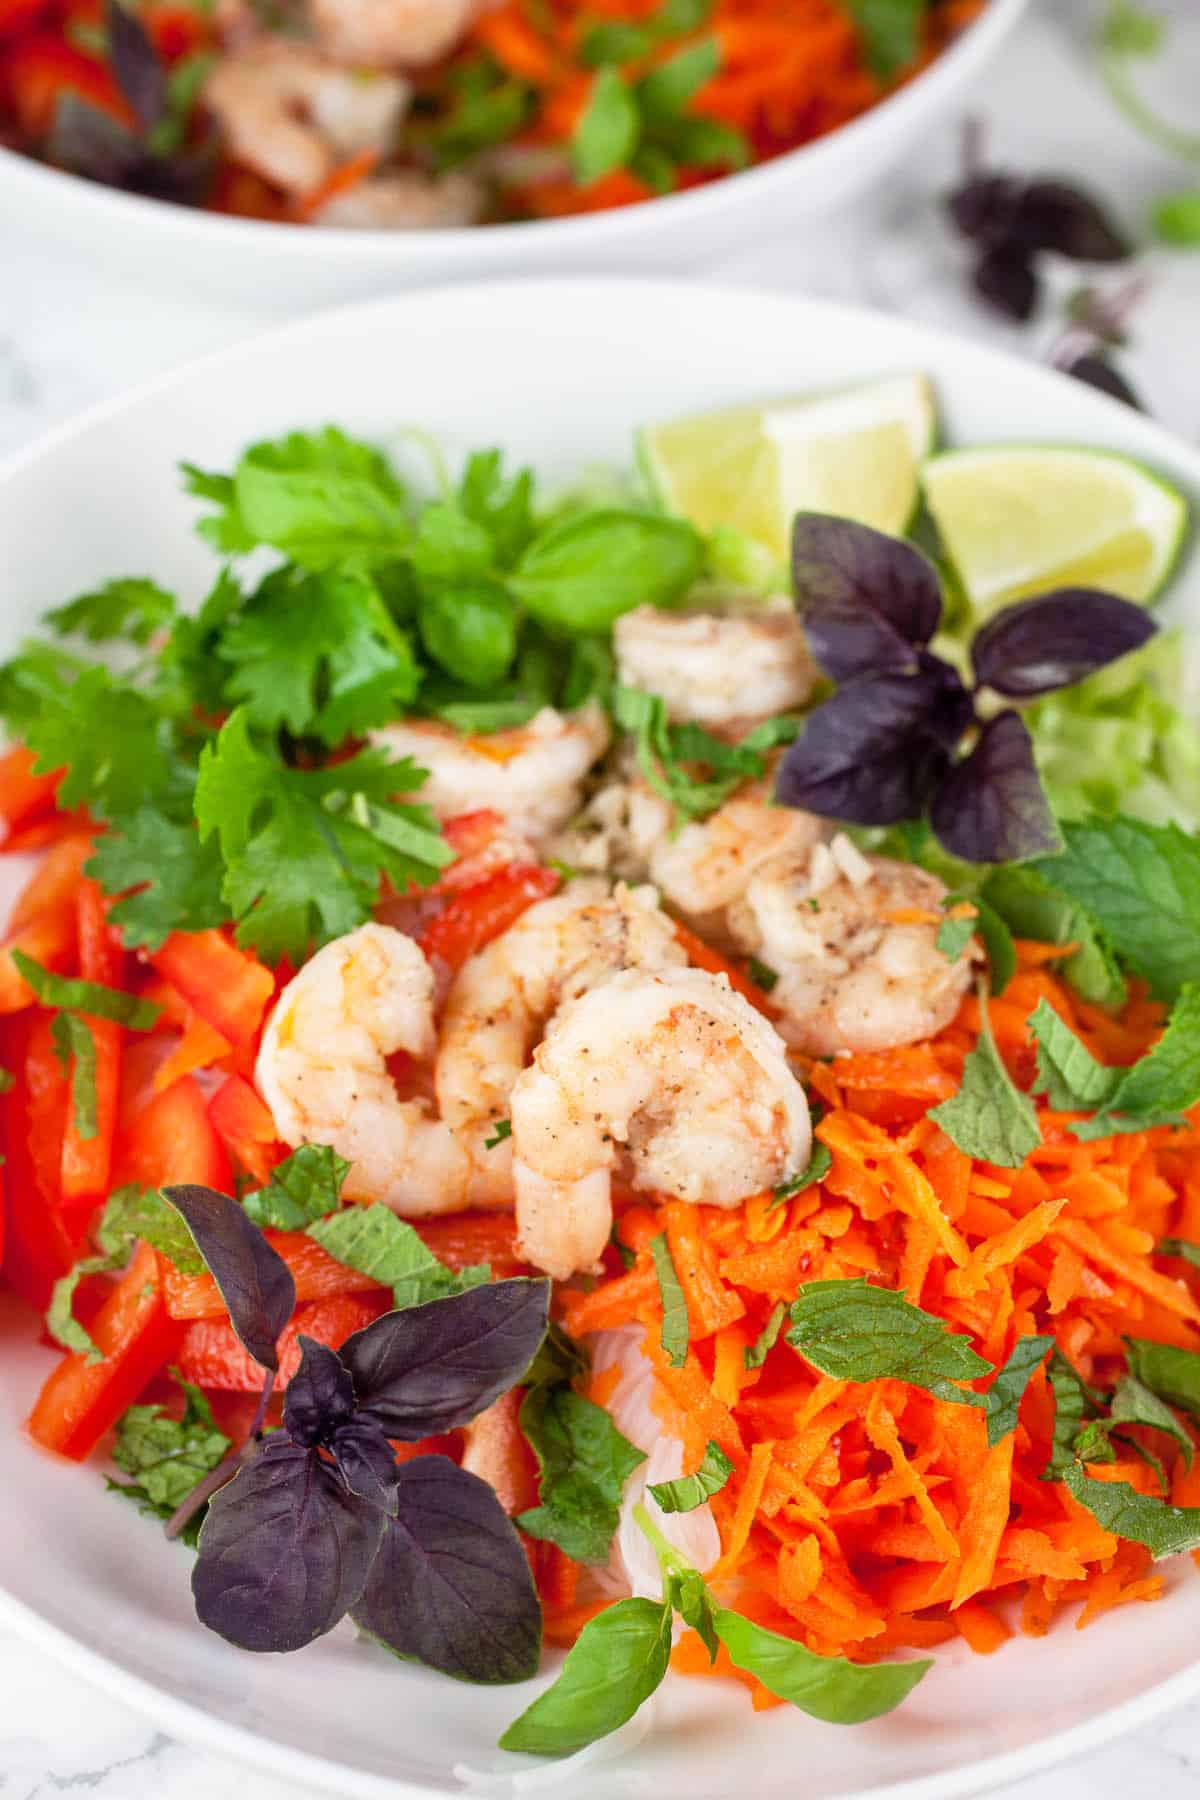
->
[194,710,450,963]
[516,1384,646,1564]
[744,1300,787,1371]
[306,1203,487,1309]
[1063,1463,1200,1558]
[1035,818,1200,1002]
[46,577,176,645]
[109,1373,230,1544]
[88,810,229,950]
[649,1231,689,1367]
[648,1441,733,1513]
[929,988,1041,1167]
[787,1276,990,1403]
[615,685,798,823]
[983,1334,1053,1445]
[218,569,420,745]
[180,464,257,556]
[242,1145,350,1231]
[12,952,161,1029]
[23,665,190,820]
[0,641,86,736]
[456,449,536,568]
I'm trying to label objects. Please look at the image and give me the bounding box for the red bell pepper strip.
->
[149,930,275,1051]
[0,746,61,842]
[1,1011,80,1309]
[1,31,133,138]
[8,833,93,932]
[206,1073,281,1186]
[112,1067,232,1194]
[60,880,124,1208]
[164,1227,388,1319]
[177,1291,390,1390]
[153,1011,232,1093]
[419,863,559,977]
[414,1210,525,1277]
[26,1242,183,1460]
[0,903,77,1014]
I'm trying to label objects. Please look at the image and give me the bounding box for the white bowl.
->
[0,278,1197,1800]
[0,0,1028,309]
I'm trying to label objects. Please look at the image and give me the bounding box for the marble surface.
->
[3,1,1200,1794]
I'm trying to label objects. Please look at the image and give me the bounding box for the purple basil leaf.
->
[350,1455,541,1683]
[973,245,1040,322]
[283,1335,356,1446]
[931,711,1062,864]
[331,1418,402,1516]
[48,95,141,181]
[193,1435,384,1652]
[1010,180,1130,263]
[791,514,943,680]
[162,1184,295,1372]
[774,667,958,824]
[972,590,1156,697]
[945,172,1021,244]
[106,0,167,130]
[340,1278,550,1441]
[1063,352,1144,412]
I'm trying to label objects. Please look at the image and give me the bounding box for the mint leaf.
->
[787,1277,990,1402]
[499,1597,672,1756]
[517,1384,646,1565]
[842,0,925,78]
[771,1141,832,1209]
[648,1440,733,1514]
[1125,1339,1200,1426]
[1063,1463,1200,1558]
[1035,818,1200,1002]
[511,510,703,634]
[571,66,639,183]
[46,576,175,645]
[615,685,799,824]
[936,911,976,963]
[1030,999,1121,1112]
[983,863,1126,1006]
[12,952,161,1029]
[929,989,1041,1167]
[110,1373,230,1544]
[713,1608,931,1722]
[194,709,450,963]
[744,1300,787,1371]
[983,1334,1053,1445]
[649,1231,689,1368]
[50,1011,98,1139]
[636,37,718,122]
[242,1145,349,1232]
[1030,989,1200,1139]
[47,1184,204,1359]
[1108,1371,1193,1469]
[88,809,229,950]
[1044,1349,1102,1478]
[306,1203,485,1309]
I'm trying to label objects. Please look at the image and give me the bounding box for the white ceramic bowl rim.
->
[0,0,1024,255]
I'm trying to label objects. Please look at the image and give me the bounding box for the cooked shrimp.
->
[308,0,483,67]
[544,775,672,884]
[255,922,509,1216]
[728,833,977,1056]
[204,42,409,194]
[613,602,818,727]
[436,879,686,1140]
[314,170,482,229]
[510,966,811,1279]
[649,781,827,944]
[372,704,610,847]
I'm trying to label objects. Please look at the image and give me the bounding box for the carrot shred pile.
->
[467,0,985,220]
[558,940,1200,1674]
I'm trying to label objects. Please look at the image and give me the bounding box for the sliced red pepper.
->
[1,31,133,138]
[0,902,76,1014]
[26,1242,183,1460]
[0,0,53,40]
[149,929,275,1051]
[8,833,93,932]
[164,1227,387,1320]
[144,2,211,61]
[60,879,124,1208]
[0,745,61,842]
[177,1291,391,1390]
[112,1065,232,1194]
[153,1010,232,1093]
[419,863,559,977]
[207,1072,282,1186]
[414,1210,525,1277]
[1,1011,80,1309]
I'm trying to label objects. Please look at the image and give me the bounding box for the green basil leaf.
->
[744,1300,787,1371]
[511,510,703,633]
[89,810,230,951]
[571,66,640,184]
[636,37,718,122]
[242,1145,349,1231]
[929,991,1041,1168]
[667,1566,719,1660]
[307,1204,485,1310]
[1125,1338,1200,1425]
[983,1334,1053,1446]
[499,1597,672,1756]
[649,1231,689,1368]
[713,1607,931,1723]
[786,1277,990,1401]
[417,581,518,690]
[517,1385,646,1564]
[50,1012,98,1141]
[1062,1463,1200,1558]
[11,952,161,1030]
[648,1441,734,1514]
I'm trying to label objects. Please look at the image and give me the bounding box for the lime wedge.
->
[638,374,936,560]
[922,446,1189,613]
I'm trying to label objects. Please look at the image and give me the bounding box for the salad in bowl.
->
[1,283,1199,1795]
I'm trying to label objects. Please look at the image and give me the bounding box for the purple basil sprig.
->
[778,514,1156,864]
[160,1183,548,1678]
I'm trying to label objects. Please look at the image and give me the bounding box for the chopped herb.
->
[744,1300,787,1371]
[983,1335,1053,1445]
[109,1374,231,1547]
[485,1118,513,1148]
[935,909,977,963]
[648,1441,734,1514]
[929,985,1041,1167]
[649,1231,689,1367]
[12,952,161,1029]
[50,1011,98,1139]
[771,1141,832,1209]
[242,1144,350,1231]
[307,1204,487,1311]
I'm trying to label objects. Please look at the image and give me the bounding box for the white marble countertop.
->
[4,2,1200,1794]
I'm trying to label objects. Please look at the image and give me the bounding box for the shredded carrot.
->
[293,149,379,221]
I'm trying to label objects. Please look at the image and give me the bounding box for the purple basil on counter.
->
[777,514,1158,865]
